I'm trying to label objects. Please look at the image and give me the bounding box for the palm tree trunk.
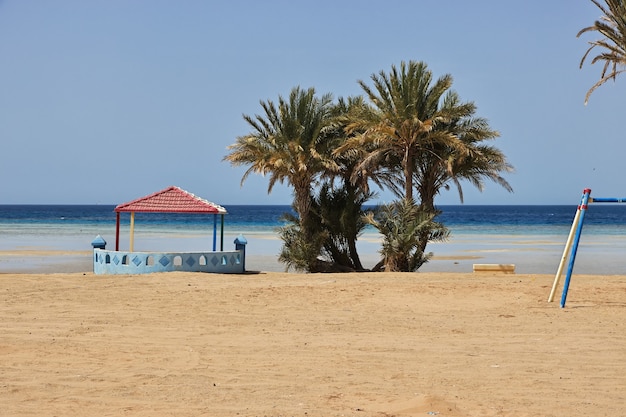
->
[293,180,313,234]
[348,239,364,271]
[404,148,413,201]
[417,184,437,256]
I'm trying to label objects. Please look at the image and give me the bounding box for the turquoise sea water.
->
[1,204,626,274]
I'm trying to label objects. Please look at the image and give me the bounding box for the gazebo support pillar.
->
[212,214,217,251]
[129,212,135,252]
[220,214,224,251]
[115,212,120,251]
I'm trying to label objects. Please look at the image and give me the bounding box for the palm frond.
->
[577,0,626,103]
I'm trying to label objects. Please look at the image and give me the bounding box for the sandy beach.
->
[1,268,624,417]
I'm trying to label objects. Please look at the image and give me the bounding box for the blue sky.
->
[0,1,622,205]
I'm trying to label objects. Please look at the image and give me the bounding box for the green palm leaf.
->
[578,0,626,104]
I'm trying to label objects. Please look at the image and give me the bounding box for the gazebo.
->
[113,185,227,251]
[92,186,247,275]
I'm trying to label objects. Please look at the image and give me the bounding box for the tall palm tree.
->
[339,61,512,266]
[578,0,626,104]
[336,60,469,202]
[313,96,377,271]
[223,86,335,232]
[410,103,513,256]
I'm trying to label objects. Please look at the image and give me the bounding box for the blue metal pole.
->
[212,214,217,251]
[590,197,626,203]
[560,188,591,308]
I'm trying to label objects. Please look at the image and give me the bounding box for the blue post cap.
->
[234,234,247,245]
[91,235,107,249]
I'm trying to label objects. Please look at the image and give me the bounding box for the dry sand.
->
[1,270,625,417]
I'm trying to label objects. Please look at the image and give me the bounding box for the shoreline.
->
[0,243,619,275]
[2,227,626,274]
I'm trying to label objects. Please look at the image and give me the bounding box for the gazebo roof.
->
[114,186,227,214]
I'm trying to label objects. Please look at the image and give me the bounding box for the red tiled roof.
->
[114,186,227,214]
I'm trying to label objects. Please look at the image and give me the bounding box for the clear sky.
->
[0,1,622,205]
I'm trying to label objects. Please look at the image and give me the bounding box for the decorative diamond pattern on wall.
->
[132,256,142,266]
[113,255,120,265]
[159,256,170,266]
[185,257,195,267]
[211,256,219,266]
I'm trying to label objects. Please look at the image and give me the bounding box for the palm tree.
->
[278,96,377,272]
[339,61,512,266]
[364,198,449,272]
[315,96,378,270]
[223,86,335,233]
[410,102,514,256]
[336,60,470,202]
[313,182,374,271]
[578,0,626,104]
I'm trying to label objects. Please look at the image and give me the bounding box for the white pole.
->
[548,200,583,302]
[129,212,135,252]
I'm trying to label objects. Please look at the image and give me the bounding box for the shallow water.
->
[2,225,624,275]
[2,203,626,274]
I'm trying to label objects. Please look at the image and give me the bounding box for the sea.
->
[2,204,626,274]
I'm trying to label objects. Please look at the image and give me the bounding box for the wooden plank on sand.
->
[473,264,516,274]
